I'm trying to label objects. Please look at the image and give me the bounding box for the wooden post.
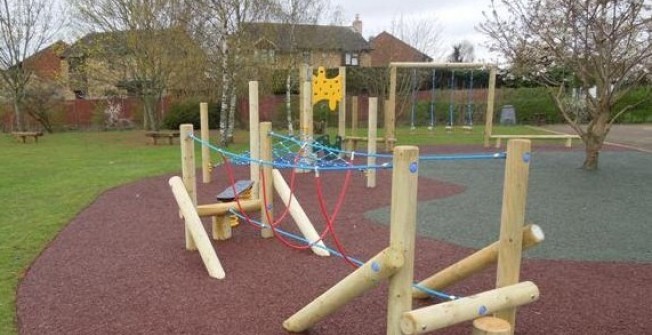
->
[197,199,262,217]
[495,139,531,331]
[259,122,274,238]
[299,64,308,135]
[249,81,260,198]
[180,124,197,250]
[367,97,378,188]
[400,281,539,335]
[351,95,359,136]
[387,145,419,335]
[387,66,397,151]
[212,215,231,241]
[169,176,225,279]
[413,224,544,299]
[301,81,313,141]
[484,66,497,147]
[472,317,512,335]
[384,99,391,151]
[283,247,404,332]
[200,102,211,184]
[272,169,329,256]
[338,66,346,139]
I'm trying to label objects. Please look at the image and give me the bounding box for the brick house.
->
[369,31,432,66]
[241,20,372,68]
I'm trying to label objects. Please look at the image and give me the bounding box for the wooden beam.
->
[400,281,539,335]
[259,122,274,238]
[200,103,211,183]
[387,67,397,151]
[412,224,544,299]
[338,66,346,138]
[367,97,377,188]
[196,199,262,217]
[283,247,403,332]
[249,81,260,198]
[387,146,420,335]
[169,176,225,279]
[390,62,492,69]
[484,67,497,147]
[180,124,197,250]
[272,169,329,256]
[495,139,532,332]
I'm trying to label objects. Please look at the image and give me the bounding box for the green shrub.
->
[614,86,652,123]
[162,99,220,130]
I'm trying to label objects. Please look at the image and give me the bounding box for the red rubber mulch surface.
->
[17,145,652,334]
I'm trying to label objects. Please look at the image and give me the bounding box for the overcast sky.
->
[330,0,497,62]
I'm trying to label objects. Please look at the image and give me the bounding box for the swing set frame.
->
[387,62,498,147]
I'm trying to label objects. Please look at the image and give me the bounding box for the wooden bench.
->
[12,131,43,143]
[344,136,397,152]
[491,134,580,148]
[145,131,180,145]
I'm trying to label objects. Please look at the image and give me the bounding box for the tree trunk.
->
[227,86,236,144]
[14,100,25,132]
[285,70,294,135]
[582,135,602,170]
[581,112,609,170]
[143,96,159,131]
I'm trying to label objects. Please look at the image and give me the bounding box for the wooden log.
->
[196,199,262,217]
[472,317,512,335]
[390,62,490,69]
[249,81,260,198]
[338,66,346,139]
[387,66,397,151]
[169,176,225,279]
[351,95,359,135]
[272,169,329,256]
[200,102,211,183]
[211,215,231,240]
[484,67,497,147]
[495,139,531,331]
[413,224,544,299]
[400,281,539,335]
[387,146,420,335]
[259,122,274,238]
[180,124,197,250]
[283,247,404,332]
[367,97,377,188]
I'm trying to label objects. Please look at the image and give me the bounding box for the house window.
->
[344,52,359,66]
[255,49,276,64]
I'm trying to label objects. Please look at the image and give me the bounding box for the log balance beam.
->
[492,134,579,148]
[283,146,420,334]
[168,176,225,279]
[401,281,540,335]
[412,224,544,299]
[11,131,43,143]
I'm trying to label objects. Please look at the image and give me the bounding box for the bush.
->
[162,99,220,130]
[615,86,652,123]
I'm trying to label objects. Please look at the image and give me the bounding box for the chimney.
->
[352,14,362,35]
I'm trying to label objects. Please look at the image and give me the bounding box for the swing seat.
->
[216,180,254,202]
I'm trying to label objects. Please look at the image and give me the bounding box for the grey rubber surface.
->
[367,150,652,263]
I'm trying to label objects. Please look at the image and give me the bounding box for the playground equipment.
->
[169,78,542,333]
[390,63,488,138]
[283,139,541,335]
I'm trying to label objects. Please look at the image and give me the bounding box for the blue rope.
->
[228,209,458,300]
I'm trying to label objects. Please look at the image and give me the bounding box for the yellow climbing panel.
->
[312,66,342,111]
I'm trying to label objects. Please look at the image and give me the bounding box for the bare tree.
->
[189,0,274,146]
[390,13,444,60]
[0,0,65,131]
[273,0,327,135]
[448,40,475,63]
[479,0,652,169]
[68,0,195,131]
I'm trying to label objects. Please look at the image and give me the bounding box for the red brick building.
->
[369,31,432,66]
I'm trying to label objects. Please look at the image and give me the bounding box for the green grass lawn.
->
[0,125,546,334]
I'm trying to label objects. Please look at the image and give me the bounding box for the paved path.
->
[539,124,652,153]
